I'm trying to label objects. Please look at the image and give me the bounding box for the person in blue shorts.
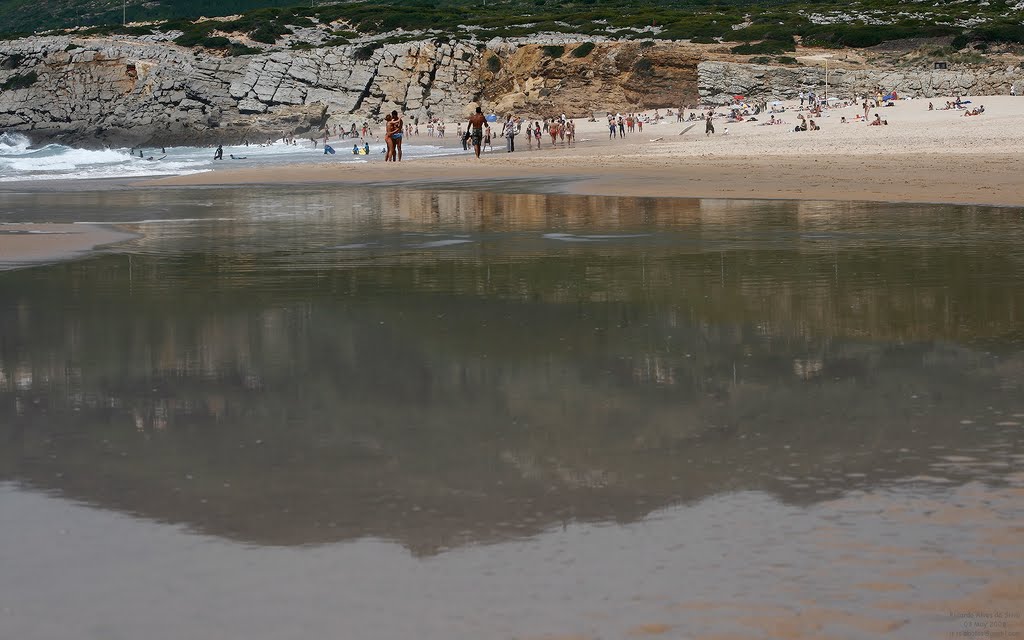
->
[389,110,405,162]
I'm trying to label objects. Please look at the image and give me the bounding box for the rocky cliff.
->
[698,60,1021,103]
[0,35,480,146]
[0,35,699,146]
[1,31,1019,146]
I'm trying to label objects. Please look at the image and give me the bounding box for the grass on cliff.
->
[2,0,1023,56]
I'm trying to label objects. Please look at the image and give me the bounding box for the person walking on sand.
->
[468,106,487,158]
[705,113,715,136]
[502,115,516,153]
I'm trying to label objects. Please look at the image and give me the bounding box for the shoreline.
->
[141,150,1024,209]
[2,95,1022,269]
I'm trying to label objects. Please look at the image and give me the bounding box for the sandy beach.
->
[146,95,1024,207]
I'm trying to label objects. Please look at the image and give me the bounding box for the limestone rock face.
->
[697,60,1020,103]
[0,34,709,145]
[479,42,701,118]
[0,36,492,146]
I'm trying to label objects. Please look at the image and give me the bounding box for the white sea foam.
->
[412,239,475,248]
[0,131,457,182]
[0,131,32,155]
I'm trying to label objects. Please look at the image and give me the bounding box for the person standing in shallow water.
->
[214,144,223,160]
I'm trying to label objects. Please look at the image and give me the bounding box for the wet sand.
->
[0,223,137,268]
[143,152,1024,208]
[1,478,1021,640]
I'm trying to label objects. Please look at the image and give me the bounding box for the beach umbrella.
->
[733,94,745,101]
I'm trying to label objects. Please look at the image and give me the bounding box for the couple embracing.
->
[384,110,404,162]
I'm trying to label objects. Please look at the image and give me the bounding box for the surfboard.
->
[678,123,699,136]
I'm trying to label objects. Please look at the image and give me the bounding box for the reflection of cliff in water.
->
[2,245,1022,553]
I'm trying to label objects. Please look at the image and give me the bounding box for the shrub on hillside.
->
[1,70,37,90]
[200,36,231,47]
[571,42,595,57]
[1,52,25,69]
[632,57,653,75]
[353,43,378,60]
[249,23,292,44]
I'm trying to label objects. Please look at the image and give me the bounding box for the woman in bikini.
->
[383,114,395,161]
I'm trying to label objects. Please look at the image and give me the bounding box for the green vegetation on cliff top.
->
[1,0,1022,50]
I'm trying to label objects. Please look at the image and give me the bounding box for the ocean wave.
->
[0,131,32,155]
[0,131,458,181]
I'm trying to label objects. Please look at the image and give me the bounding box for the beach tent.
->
[486,114,498,122]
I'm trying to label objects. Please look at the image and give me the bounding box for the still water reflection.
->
[0,187,1022,638]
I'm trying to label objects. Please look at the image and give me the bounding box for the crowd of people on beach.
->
[458,110,584,157]
[195,79,1020,165]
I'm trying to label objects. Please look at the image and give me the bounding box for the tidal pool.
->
[0,187,1022,639]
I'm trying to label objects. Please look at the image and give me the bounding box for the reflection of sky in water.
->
[0,189,1022,639]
